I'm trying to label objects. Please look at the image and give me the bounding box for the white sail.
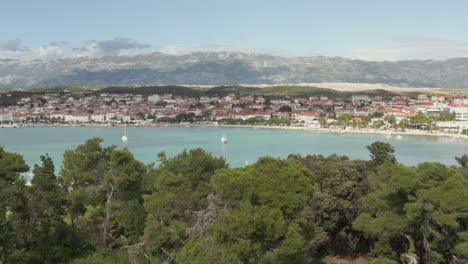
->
[122,126,128,141]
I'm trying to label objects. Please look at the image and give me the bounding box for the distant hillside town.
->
[0,91,467,134]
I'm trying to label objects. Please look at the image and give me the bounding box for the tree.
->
[289,153,372,257]
[397,118,410,130]
[372,120,385,129]
[6,155,86,263]
[279,105,292,112]
[455,154,468,168]
[410,113,431,128]
[384,115,396,127]
[135,112,146,120]
[366,141,397,167]
[337,114,352,126]
[318,116,327,127]
[143,148,227,262]
[0,147,29,263]
[353,162,468,263]
[61,138,147,248]
[209,157,315,263]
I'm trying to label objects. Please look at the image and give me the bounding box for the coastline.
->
[3,123,468,140]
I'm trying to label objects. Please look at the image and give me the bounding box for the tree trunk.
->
[103,184,114,247]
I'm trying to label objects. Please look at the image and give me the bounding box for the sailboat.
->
[122,126,128,142]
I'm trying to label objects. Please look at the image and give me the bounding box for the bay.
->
[0,126,466,171]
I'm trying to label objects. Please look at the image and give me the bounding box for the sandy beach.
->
[4,123,466,140]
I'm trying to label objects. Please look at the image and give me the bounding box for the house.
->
[431,95,445,102]
[371,97,386,107]
[270,99,290,105]
[64,112,90,123]
[271,112,289,119]
[0,112,12,122]
[354,107,373,116]
[381,108,412,117]
[351,94,371,106]
[334,106,354,116]
[450,105,468,121]
[91,112,106,122]
[12,113,29,121]
[291,111,318,124]
[255,96,266,104]
[417,94,429,102]
[50,111,65,120]
[148,94,161,102]
[213,113,229,120]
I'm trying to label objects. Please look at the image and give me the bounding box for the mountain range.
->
[1,52,467,89]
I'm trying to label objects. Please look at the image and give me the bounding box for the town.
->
[1,91,467,135]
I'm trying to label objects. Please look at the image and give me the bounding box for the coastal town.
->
[0,91,467,135]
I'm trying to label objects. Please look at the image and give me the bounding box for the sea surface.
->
[0,126,466,171]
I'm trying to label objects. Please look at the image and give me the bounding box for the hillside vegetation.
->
[2,84,458,99]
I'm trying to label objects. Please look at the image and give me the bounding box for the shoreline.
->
[2,123,468,140]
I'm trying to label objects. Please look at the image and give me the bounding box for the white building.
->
[351,94,371,106]
[91,113,106,122]
[148,94,161,102]
[291,111,318,124]
[450,105,468,121]
[64,113,89,123]
[0,113,12,122]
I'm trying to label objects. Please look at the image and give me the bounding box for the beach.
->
[2,122,468,139]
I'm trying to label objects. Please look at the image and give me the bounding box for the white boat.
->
[221,136,228,144]
[386,134,392,139]
[122,126,128,142]
[396,135,403,139]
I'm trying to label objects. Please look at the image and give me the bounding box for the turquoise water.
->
[0,126,466,170]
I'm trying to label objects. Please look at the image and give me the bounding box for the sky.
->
[1,0,467,61]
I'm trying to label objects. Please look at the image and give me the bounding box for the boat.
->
[386,134,392,139]
[122,126,128,142]
[221,136,228,144]
[396,135,403,139]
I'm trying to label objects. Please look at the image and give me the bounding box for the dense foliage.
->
[0,140,466,264]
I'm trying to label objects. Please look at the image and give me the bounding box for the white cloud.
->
[0,39,28,51]
[348,43,468,61]
[2,37,467,62]
[158,44,266,56]
[0,38,151,60]
[73,38,151,57]
[0,44,66,60]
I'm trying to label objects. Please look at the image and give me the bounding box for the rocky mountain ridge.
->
[0,52,467,89]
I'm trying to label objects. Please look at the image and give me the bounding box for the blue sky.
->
[1,0,467,60]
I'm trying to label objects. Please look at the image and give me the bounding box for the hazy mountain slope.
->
[0,52,467,88]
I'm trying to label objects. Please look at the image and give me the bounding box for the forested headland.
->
[0,139,467,264]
